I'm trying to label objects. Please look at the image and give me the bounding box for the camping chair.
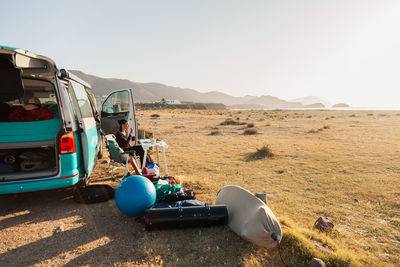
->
[105,134,156,180]
[105,134,132,179]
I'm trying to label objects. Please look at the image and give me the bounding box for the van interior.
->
[0,78,60,181]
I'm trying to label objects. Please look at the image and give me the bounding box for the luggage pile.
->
[144,177,228,231]
[114,175,228,231]
[0,148,55,174]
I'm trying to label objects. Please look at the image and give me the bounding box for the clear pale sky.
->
[1,0,400,107]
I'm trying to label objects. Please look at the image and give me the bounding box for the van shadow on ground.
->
[0,187,281,266]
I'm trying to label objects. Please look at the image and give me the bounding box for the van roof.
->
[0,45,18,50]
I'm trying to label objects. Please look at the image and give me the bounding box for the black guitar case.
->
[144,204,228,231]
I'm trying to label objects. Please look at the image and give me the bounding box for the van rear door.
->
[0,46,57,101]
[100,89,137,145]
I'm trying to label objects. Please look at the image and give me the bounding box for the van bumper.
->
[0,170,80,194]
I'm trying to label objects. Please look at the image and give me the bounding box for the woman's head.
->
[118,119,129,131]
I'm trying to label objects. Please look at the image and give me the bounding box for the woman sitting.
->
[115,119,153,167]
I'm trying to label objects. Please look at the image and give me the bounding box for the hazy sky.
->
[1,0,400,107]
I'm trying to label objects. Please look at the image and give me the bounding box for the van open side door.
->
[100,89,137,145]
[69,80,99,179]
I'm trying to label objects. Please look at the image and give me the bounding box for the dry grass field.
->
[1,109,400,266]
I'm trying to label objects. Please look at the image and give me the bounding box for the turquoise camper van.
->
[0,46,137,194]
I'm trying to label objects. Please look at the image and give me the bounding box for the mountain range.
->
[71,70,340,109]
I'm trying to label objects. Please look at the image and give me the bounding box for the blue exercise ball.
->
[115,175,156,216]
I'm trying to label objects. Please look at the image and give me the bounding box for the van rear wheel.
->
[76,177,89,188]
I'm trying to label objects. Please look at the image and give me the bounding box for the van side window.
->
[86,93,98,118]
[72,82,93,118]
[62,84,77,120]
[102,91,129,114]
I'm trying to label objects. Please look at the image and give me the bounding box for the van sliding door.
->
[69,81,99,178]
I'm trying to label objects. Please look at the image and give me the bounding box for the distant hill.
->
[303,103,325,108]
[71,70,243,105]
[291,96,330,108]
[70,70,340,109]
[332,103,350,108]
[244,95,303,108]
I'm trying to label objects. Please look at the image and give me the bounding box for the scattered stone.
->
[53,224,65,234]
[310,257,326,267]
[314,217,334,233]
[354,198,359,202]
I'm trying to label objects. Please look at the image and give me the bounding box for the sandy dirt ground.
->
[1,109,400,266]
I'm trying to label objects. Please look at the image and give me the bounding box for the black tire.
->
[75,177,89,188]
[73,184,114,204]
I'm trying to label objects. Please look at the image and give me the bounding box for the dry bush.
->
[246,145,274,160]
[247,123,255,128]
[307,129,321,134]
[208,130,220,136]
[219,119,246,126]
[308,125,329,133]
[243,128,258,135]
[349,114,356,117]
[306,115,313,118]
[280,226,354,266]
[150,114,160,118]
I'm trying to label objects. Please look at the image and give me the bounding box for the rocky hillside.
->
[71,70,340,108]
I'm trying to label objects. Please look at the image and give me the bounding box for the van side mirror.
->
[59,69,69,79]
